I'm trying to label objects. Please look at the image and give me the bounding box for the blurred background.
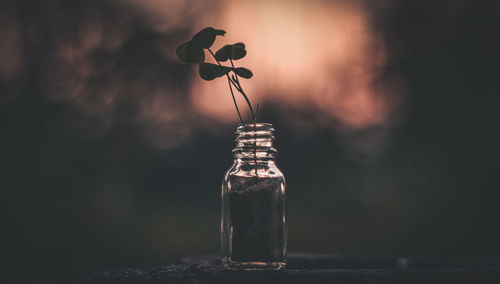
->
[1,0,500,282]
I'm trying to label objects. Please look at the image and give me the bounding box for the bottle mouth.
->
[236,122,275,139]
[237,122,273,128]
[237,122,274,135]
[234,122,276,161]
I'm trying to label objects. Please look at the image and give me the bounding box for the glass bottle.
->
[221,123,287,270]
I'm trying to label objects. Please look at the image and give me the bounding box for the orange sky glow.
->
[1,0,407,148]
[187,0,406,129]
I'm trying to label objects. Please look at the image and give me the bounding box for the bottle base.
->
[222,257,286,271]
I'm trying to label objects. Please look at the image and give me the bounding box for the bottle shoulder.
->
[223,161,285,194]
[225,161,284,179]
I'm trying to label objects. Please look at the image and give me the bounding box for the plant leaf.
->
[215,45,232,62]
[231,43,246,60]
[193,27,226,49]
[215,43,246,62]
[176,41,190,63]
[176,40,204,63]
[214,29,226,36]
[233,67,253,79]
[186,40,205,63]
[199,63,231,81]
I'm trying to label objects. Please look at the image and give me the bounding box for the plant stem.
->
[207,49,244,124]
[208,49,256,124]
[230,59,259,178]
[229,59,256,123]
[227,78,243,123]
[208,50,259,175]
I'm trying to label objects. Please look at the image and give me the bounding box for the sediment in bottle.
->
[228,177,285,262]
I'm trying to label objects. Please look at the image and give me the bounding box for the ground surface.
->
[75,254,500,283]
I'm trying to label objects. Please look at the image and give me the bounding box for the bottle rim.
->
[236,122,273,130]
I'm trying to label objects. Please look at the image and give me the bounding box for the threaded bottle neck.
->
[232,123,277,161]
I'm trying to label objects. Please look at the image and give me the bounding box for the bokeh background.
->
[1,0,500,282]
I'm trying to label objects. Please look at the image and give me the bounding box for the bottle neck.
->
[232,123,277,162]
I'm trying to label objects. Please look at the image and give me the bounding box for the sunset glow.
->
[190,0,405,129]
[1,0,407,148]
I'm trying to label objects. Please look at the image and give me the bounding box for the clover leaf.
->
[233,67,253,79]
[176,40,204,64]
[199,63,232,81]
[176,27,225,64]
[193,27,226,49]
[215,43,247,62]
[176,27,257,124]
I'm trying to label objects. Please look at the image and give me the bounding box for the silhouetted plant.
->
[176,27,258,124]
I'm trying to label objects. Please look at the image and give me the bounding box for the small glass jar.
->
[221,123,287,270]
